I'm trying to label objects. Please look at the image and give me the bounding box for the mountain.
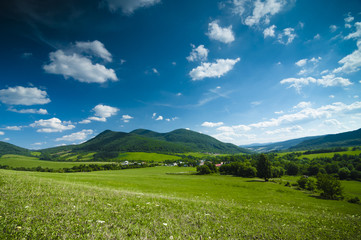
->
[291,128,361,150]
[77,129,249,154]
[0,141,30,156]
[241,136,320,153]
[130,128,250,154]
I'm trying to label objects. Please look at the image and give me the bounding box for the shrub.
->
[196,165,211,175]
[316,174,343,200]
[348,197,360,204]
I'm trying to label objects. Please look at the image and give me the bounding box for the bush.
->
[348,196,360,204]
[338,167,351,180]
[196,165,211,175]
[316,174,343,200]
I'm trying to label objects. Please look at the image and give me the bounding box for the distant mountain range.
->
[1,128,361,157]
[242,128,361,152]
[0,128,249,157]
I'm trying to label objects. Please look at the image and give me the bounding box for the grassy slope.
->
[0,154,108,169]
[1,167,360,239]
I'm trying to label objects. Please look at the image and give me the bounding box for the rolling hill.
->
[76,128,249,154]
[291,128,361,150]
[243,128,361,152]
[0,141,30,156]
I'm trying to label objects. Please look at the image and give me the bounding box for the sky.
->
[1,0,361,149]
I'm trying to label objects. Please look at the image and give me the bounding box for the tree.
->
[316,174,343,200]
[257,154,272,181]
[196,165,211,175]
[286,162,299,176]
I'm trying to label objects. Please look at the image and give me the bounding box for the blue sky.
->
[1,0,361,149]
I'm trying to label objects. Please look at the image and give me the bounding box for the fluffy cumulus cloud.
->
[93,104,119,118]
[55,129,93,142]
[263,25,276,38]
[186,44,209,62]
[189,58,240,81]
[80,104,119,123]
[75,40,112,62]
[213,101,361,144]
[30,118,75,133]
[280,74,352,93]
[103,0,161,14]
[233,0,286,26]
[295,59,307,67]
[207,20,235,44]
[277,28,296,45]
[0,86,50,106]
[121,114,133,123]
[334,40,361,74]
[44,49,118,84]
[0,131,4,136]
[249,101,361,128]
[201,121,224,127]
[8,108,48,114]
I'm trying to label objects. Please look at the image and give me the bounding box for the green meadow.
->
[1,167,360,239]
[0,154,108,169]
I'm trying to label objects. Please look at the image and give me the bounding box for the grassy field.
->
[300,149,361,159]
[1,167,360,239]
[0,154,109,169]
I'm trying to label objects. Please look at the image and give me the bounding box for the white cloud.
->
[293,101,312,109]
[93,104,119,118]
[334,40,361,74]
[266,125,303,135]
[0,131,4,135]
[329,95,335,99]
[56,129,93,142]
[103,0,161,14]
[295,59,307,67]
[207,20,235,44]
[121,114,133,123]
[237,0,286,26]
[278,28,296,45]
[263,25,276,38]
[0,86,50,106]
[8,108,48,114]
[250,101,361,128]
[186,44,209,62]
[152,68,159,74]
[329,25,338,32]
[3,138,10,141]
[275,110,284,114]
[88,116,107,122]
[314,34,321,40]
[75,40,112,62]
[344,22,361,40]
[3,126,22,131]
[344,12,354,23]
[30,118,75,133]
[201,121,224,127]
[79,119,91,124]
[152,113,157,119]
[44,50,118,84]
[156,115,163,121]
[189,58,240,81]
[281,74,352,93]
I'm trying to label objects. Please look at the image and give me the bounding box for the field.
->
[1,167,360,239]
[0,154,109,169]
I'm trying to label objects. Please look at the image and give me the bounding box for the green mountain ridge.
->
[0,141,30,157]
[291,128,361,150]
[77,128,248,154]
